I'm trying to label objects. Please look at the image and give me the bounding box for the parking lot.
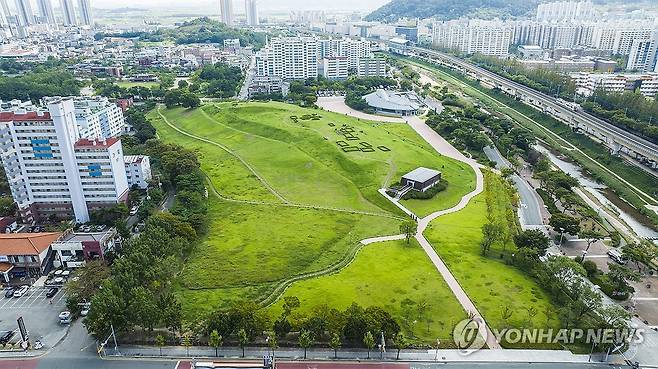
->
[0,286,69,351]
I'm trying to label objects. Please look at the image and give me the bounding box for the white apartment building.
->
[69,96,126,139]
[245,0,258,26]
[626,34,658,72]
[224,38,240,48]
[536,1,595,23]
[317,38,371,71]
[36,0,56,25]
[589,25,655,55]
[255,36,318,80]
[77,0,93,26]
[220,0,233,26]
[511,21,594,49]
[357,56,387,77]
[0,98,129,224]
[433,20,511,57]
[60,0,76,26]
[320,57,348,80]
[124,155,152,189]
[570,72,658,97]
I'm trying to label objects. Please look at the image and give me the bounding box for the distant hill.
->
[365,0,541,22]
[364,0,622,23]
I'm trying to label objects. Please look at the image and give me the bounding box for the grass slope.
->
[149,101,476,324]
[424,174,559,333]
[270,239,467,343]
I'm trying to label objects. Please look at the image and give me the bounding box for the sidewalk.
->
[107,345,596,364]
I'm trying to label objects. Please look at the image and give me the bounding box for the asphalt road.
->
[482,146,544,227]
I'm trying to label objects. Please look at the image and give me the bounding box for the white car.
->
[129,206,139,216]
[58,311,72,324]
[13,285,29,298]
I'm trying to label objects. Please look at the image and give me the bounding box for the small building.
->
[50,229,117,269]
[401,167,442,192]
[124,155,153,190]
[0,217,17,233]
[0,232,63,282]
[363,89,425,117]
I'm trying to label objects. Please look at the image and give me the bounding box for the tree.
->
[549,213,580,244]
[607,263,641,295]
[399,219,417,244]
[393,332,408,360]
[178,80,189,89]
[209,330,222,357]
[329,333,341,359]
[155,334,165,356]
[181,334,192,357]
[514,229,550,258]
[298,329,314,359]
[622,241,658,273]
[363,331,376,359]
[180,92,201,108]
[480,222,502,255]
[164,90,182,108]
[579,229,604,252]
[282,296,301,316]
[238,328,249,358]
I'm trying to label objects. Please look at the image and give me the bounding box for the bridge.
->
[405,46,658,170]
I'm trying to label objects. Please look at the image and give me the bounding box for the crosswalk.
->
[0,286,66,310]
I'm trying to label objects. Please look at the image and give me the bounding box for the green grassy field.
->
[148,101,476,326]
[271,239,467,343]
[424,174,559,334]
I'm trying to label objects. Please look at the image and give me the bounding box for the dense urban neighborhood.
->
[0,0,657,369]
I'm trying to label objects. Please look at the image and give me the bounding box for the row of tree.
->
[0,67,80,101]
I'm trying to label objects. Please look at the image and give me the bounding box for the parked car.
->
[58,311,72,324]
[13,285,28,298]
[46,287,59,298]
[129,206,139,216]
[80,303,91,317]
[4,287,14,298]
[0,331,15,345]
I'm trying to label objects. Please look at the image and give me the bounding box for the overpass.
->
[406,46,658,170]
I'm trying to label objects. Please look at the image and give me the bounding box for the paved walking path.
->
[319,95,498,349]
[317,97,405,123]
[400,115,496,350]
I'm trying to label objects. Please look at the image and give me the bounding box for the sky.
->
[91,0,390,12]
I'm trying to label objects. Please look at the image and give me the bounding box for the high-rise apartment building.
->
[536,1,595,22]
[0,98,130,223]
[72,96,126,139]
[320,57,348,80]
[317,38,370,71]
[77,0,93,26]
[60,0,76,26]
[433,20,511,57]
[255,37,318,80]
[14,0,35,26]
[36,0,55,24]
[245,0,258,26]
[0,1,9,27]
[220,0,233,26]
[357,56,387,77]
[626,33,658,72]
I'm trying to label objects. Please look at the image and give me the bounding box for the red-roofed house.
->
[0,232,62,282]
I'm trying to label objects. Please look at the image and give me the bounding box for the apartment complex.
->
[256,36,319,80]
[60,0,76,26]
[77,0,93,26]
[433,20,512,57]
[0,98,130,223]
[626,33,658,73]
[536,1,595,22]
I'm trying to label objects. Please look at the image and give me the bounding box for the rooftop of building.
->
[0,110,52,122]
[402,167,442,183]
[0,232,63,256]
[363,89,423,111]
[57,230,115,243]
[74,137,120,149]
[124,155,146,164]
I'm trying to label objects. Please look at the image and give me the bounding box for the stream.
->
[534,144,658,241]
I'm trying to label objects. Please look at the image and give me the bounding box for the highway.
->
[408,46,658,167]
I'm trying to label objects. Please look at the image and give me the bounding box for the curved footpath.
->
[319,98,498,349]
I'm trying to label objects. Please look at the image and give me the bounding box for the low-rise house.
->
[0,232,62,282]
